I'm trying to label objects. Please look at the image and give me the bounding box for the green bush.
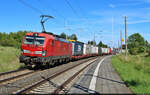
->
[0,31,27,48]
[138,46,146,53]
[129,48,138,55]
[147,47,150,56]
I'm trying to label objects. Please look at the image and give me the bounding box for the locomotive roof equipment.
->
[40,15,54,33]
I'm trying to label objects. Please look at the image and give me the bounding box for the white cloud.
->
[144,0,150,3]
[128,19,150,24]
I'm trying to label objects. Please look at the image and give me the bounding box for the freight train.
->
[19,32,112,68]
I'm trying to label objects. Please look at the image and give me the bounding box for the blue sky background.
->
[0,0,150,47]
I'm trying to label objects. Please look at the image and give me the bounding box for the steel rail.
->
[0,71,35,85]
[15,57,98,94]
[0,68,26,76]
[53,58,98,94]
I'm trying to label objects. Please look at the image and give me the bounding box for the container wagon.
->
[83,44,91,58]
[71,41,84,59]
[98,47,102,56]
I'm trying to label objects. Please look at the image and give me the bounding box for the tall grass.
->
[111,54,150,93]
[0,46,24,72]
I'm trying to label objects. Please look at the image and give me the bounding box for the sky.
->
[0,0,150,48]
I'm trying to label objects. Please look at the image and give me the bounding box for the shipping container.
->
[91,45,97,55]
[101,48,109,54]
[88,44,92,55]
[101,48,104,54]
[83,44,91,55]
[72,41,84,56]
[98,47,102,55]
[96,46,99,55]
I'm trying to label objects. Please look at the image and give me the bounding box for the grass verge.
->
[0,46,25,72]
[111,53,150,93]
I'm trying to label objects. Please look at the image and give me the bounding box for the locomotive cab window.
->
[24,36,45,45]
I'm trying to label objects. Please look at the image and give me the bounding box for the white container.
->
[83,44,91,55]
[83,44,87,55]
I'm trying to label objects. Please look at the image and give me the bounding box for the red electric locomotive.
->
[19,32,72,68]
[20,15,72,68]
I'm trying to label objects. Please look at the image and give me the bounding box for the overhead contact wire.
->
[64,0,80,18]
[18,0,44,14]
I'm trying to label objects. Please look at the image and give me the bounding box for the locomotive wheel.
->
[49,60,55,67]
[44,63,50,69]
[25,62,33,70]
[59,59,62,63]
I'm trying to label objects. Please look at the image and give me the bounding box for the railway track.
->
[15,57,100,94]
[0,69,37,86]
[0,69,25,76]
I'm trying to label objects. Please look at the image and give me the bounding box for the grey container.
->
[72,41,84,56]
[98,47,102,55]
[91,45,98,55]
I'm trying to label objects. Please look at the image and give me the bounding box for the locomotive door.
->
[51,40,54,56]
[67,43,69,56]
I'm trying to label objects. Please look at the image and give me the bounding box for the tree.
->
[98,41,103,47]
[69,34,77,41]
[0,30,27,48]
[145,40,149,52]
[60,32,67,39]
[97,41,108,48]
[128,33,146,54]
[88,41,96,45]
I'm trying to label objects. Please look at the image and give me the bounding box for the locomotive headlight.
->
[42,51,46,56]
[23,50,30,53]
[34,51,42,54]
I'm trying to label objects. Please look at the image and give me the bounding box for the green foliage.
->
[69,34,77,41]
[128,33,148,54]
[129,48,138,55]
[0,31,79,49]
[59,32,78,41]
[88,40,96,45]
[138,46,146,53]
[146,44,150,56]
[60,32,67,39]
[111,54,150,93]
[97,41,108,48]
[0,31,27,48]
[128,33,145,48]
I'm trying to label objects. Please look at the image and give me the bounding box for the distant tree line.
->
[97,41,108,48]
[60,32,77,41]
[88,41,96,46]
[0,31,78,49]
[0,31,109,49]
[0,31,28,48]
[87,40,108,48]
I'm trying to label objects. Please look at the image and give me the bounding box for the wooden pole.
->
[120,29,122,54]
[125,16,128,60]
